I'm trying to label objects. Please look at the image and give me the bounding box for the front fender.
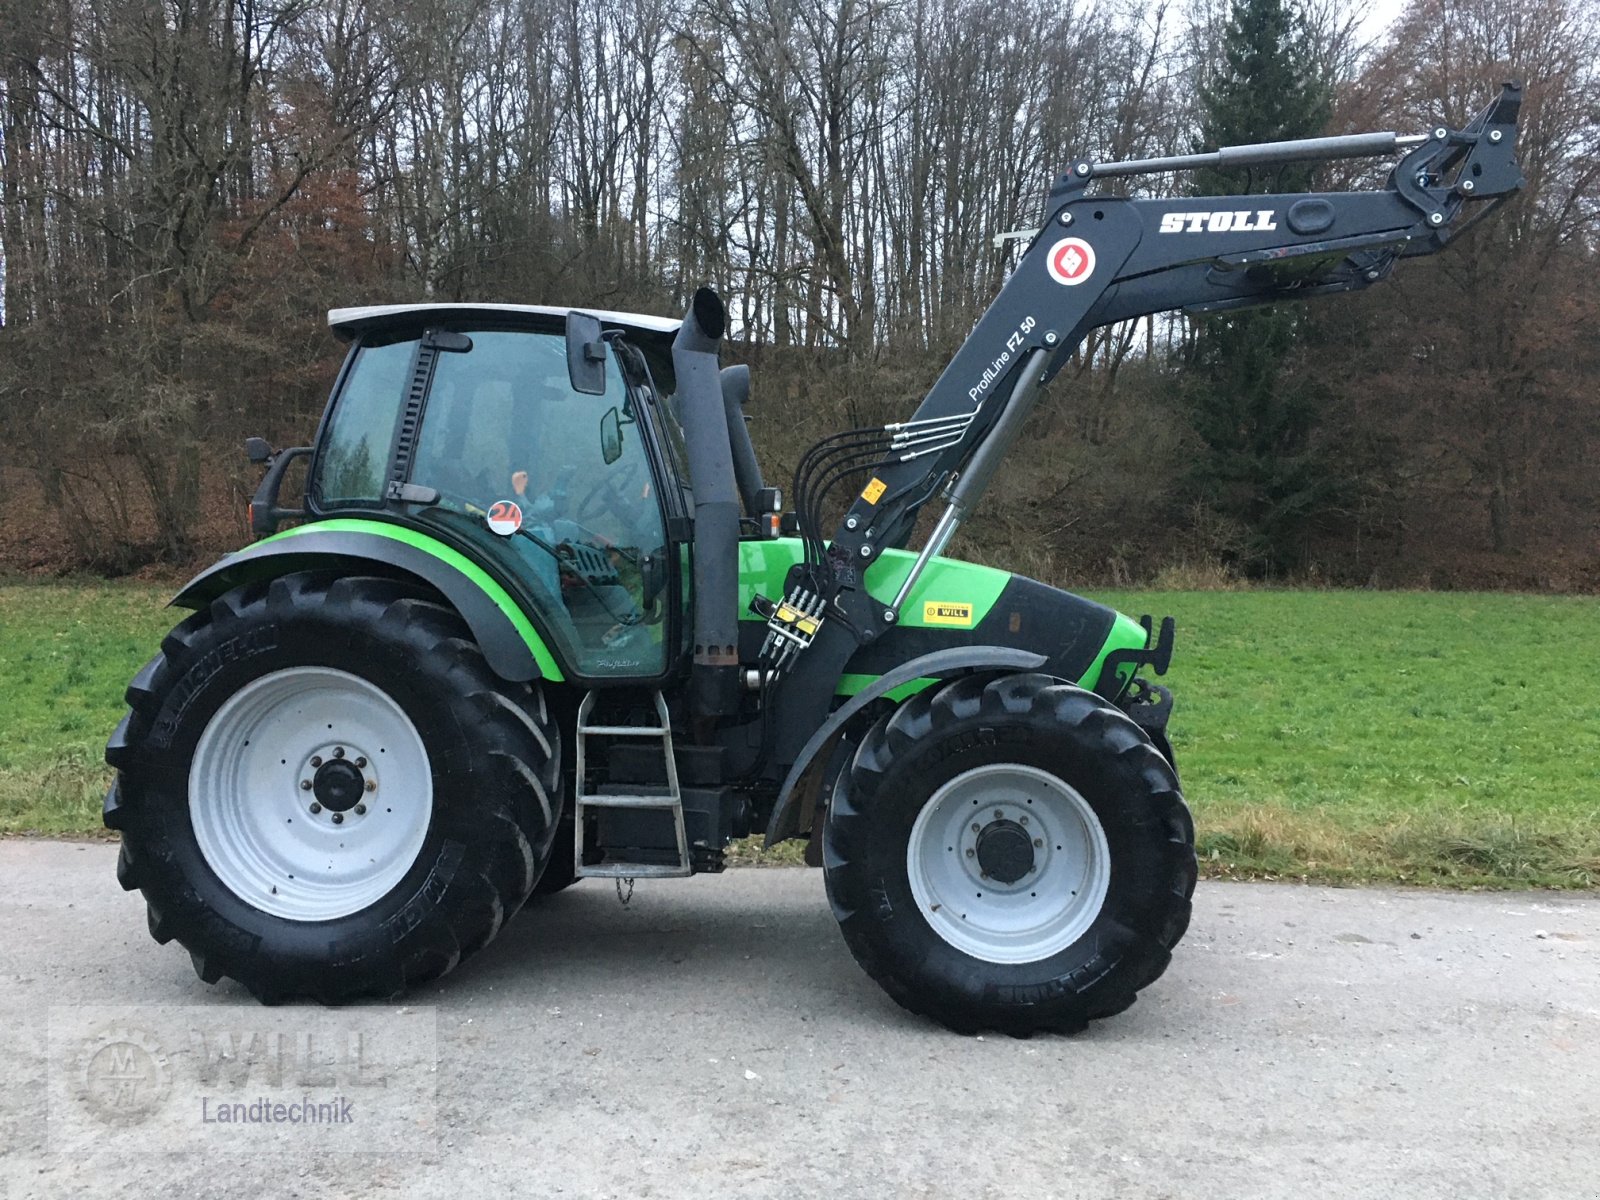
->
[762,645,1047,847]
[172,521,563,684]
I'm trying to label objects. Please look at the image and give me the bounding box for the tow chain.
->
[615,877,635,908]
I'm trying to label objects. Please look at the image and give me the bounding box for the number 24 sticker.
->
[486,500,523,536]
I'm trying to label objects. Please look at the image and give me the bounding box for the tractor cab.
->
[310,304,693,683]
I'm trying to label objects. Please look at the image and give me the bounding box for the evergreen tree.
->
[1182,0,1333,575]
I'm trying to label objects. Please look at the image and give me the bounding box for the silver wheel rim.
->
[188,667,433,922]
[906,763,1111,964]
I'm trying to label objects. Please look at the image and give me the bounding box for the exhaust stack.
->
[672,288,742,717]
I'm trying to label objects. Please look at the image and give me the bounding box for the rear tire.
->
[104,572,562,1003]
[823,672,1196,1036]
[530,818,580,896]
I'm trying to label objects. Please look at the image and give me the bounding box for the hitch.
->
[1391,82,1524,244]
[1095,616,1175,698]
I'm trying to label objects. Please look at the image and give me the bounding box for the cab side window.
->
[312,339,417,506]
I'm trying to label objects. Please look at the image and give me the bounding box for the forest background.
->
[1,0,1595,590]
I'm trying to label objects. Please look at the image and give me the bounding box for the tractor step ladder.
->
[573,690,690,879]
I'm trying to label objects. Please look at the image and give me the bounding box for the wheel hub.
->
[189,667,432,922]
[312,758,366,812]
[975,818,1034,883]
[906,763,1112,965]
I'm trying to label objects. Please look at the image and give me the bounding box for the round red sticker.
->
[486,500,523,536]
[1046,237,1096,286]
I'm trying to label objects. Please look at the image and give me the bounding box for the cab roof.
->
[328,303,680,340]
[327,302,682,390]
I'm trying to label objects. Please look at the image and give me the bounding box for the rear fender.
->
[171,524,563,684]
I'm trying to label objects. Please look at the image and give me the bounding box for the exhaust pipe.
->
[672,288,741,717]
[719,364,765,515]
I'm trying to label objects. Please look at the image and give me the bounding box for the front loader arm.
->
[835,83,1521,563]
[758,84,1523,768]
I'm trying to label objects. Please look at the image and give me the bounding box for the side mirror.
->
[600,406,624,465]
[566,311,607,396]
[244,436,274,465]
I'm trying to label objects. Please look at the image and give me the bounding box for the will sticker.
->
[1046,237,1096,287]
[486,500,523,536]
[860,477,887,505]
[923,601,974,627]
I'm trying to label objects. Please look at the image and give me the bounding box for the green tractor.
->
[106,89,1522,1034]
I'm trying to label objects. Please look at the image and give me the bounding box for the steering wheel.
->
[574,460,647,524]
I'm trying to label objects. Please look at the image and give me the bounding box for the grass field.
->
[2,580,1596,888]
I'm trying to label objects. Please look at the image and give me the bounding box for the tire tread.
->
[824,672,1196,1037]
[104,572,561,1004]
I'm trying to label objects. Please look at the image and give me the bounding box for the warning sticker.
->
[860,477,887,505]
[1046,237,1096,287]
[922,601,974,627]
[486,500,523,536]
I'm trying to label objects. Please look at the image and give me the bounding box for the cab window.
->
[312,338,416,505]
[408,330,670,680]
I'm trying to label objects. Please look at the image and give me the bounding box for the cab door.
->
[311,323,680,683]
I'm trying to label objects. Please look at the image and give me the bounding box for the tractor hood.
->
[735,537,1160,699]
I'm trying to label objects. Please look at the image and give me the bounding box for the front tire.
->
[104,572,562,1003]
[823,673,1196,1036]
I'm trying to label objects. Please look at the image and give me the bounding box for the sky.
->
[1357,0,1411,44]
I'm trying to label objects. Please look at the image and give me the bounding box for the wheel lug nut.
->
[1020,815,1028,825]
[365,779,377,792]
[1033,837,1043,848]
[300,780,312,791]
[309,802,322,814]
[333,747,345,759]
[354,804,367,816]
[971,823,981,833]
[993,809,1004,819]
[965,849,975,858]
[332,812,344,825]
[355,757,367,769]
[310,756,323,768]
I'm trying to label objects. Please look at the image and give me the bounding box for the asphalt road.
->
[2,840,1597,1199]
